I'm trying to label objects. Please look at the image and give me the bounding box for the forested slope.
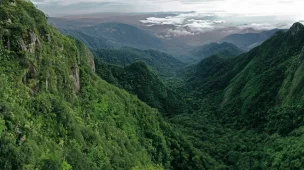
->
[0,1,216,169]
[172,23,304,169]
[95,60,188,115]
[190,42,243,61]
[93,48,186,77]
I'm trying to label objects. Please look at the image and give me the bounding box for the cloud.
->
[140,11,299,38]
[32,0,304,30]
[32,0,304,17]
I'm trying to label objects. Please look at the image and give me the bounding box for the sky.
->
[32,0,304,19]
[33,0,304,38]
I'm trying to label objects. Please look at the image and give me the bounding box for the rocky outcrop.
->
[87,51,95,72]
[70,66,80,93]
[18,30,40,53]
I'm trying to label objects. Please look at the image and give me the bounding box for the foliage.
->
[169,22,304,169]
[190,42,244,61]
[93,47,186,78]
[2,1,304,169]
[95,60,188,115]
[0,1,211,169]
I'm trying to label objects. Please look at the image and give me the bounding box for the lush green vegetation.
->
[190,42,244,61]
[2,0,304,169]
[94,60,188,115]
[170,22,304,169]
[0,1,214,169]
[93,48,186,77]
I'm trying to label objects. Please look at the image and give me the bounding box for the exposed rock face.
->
[18,38,27,51]
[87,51,95,72]
[70,66,80,93]
[18,30,40,53]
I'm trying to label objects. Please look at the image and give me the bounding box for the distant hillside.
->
[183,24,304,132]
[95,60,188,115]
[220,29,284,50]
[59,22,165,50]
[93,48,186,77]
[190,42,244,61]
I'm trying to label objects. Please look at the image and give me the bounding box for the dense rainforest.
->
[1,0,304,170]
[0,1,210,169]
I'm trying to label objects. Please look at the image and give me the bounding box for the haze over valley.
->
[1,0,304,169]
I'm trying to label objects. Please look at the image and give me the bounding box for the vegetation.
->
[1,0,304,169]
[94,60,188,116]
[0,1,212,169]
[171,22,304,169]
[190,42,244,61]
[93,48,186,77]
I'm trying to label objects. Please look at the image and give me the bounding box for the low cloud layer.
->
[140,12,296,38]
[32,0,304,39]
[32,0,304,19]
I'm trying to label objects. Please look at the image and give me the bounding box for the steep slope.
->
[0,1,216,169]
[95,60,188,115]
[190,42,244,61]
[184,23,304,132]
[59,22,165,50]
[93,48,186,77]
[220,29,283,50]
[221,23,304,129]
[171,23,304,169]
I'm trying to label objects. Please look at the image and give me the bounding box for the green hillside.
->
[95,60,188,115]
[184,23,304,131]
[172,23,304,169]
[2,0,304,169]
[93,48,186,77]
[190,42,244,61]
[0,1,215,169]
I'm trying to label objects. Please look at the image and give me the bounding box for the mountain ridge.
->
[59,22,165,50]
[190,42,244,61]
[219,28,284,50]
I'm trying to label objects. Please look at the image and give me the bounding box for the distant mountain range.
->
[59,22,165,50]
[93,48,186,77]
[219,29,287,50]
[190,42,244,61]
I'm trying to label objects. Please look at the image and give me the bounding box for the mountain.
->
[170,22,304,169]
[220,29,284,50]
[59,22,165,50]
[190,42,244,61]
[95,60,188,115]
[3,1,304,169]
[59,29,115,49]
[93,48,186,77]
[184,24,304,130]
[0,1,216,169]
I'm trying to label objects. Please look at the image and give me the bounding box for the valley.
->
[1,0,304,169]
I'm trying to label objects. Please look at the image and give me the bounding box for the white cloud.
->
[32,0,304,19]
[33,0,304,36]
[140,10,299,38]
